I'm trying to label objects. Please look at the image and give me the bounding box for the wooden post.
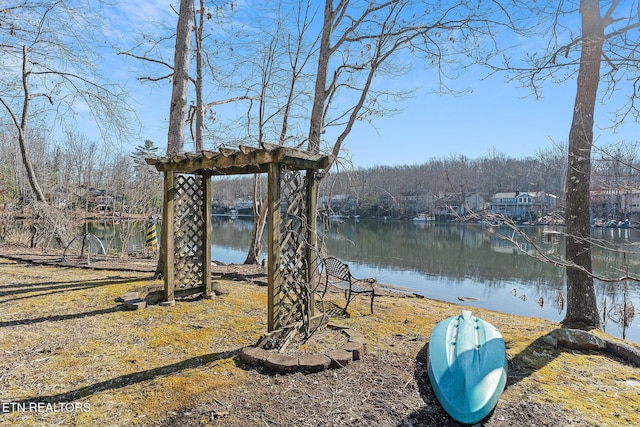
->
[306,169,318,319]
[267,163,281,332]
[162,171,176,305]
[202,172,213,298]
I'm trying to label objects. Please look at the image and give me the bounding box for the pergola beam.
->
[146,145,329,175]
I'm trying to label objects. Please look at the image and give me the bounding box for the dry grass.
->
[0,256,639,426]
[0,258,261,426]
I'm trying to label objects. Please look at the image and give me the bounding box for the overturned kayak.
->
[427,310,508,425]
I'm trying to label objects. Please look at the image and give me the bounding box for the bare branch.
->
[118,50,174,71]
[137,73,173,82]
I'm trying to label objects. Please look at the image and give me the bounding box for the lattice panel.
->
[173,174,205,290]
[276,169,310,329]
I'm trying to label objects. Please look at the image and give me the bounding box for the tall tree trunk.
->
[167,0,194,156]
[194,0,205,152]
[12,46,72,247]
[18,46,47,204]
[155,0,194,278]
[17,128,47,205]
[307,0,333,154]
[563,0,602,330]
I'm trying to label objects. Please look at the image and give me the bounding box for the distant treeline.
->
[2,133,633,221]
[211,147,569,219]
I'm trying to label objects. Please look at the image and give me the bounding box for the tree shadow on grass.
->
[0,276,150,300]
[0,306,124,328]
[1,349,242,413]
[0,275,152,327]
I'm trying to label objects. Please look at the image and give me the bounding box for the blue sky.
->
[342,74,577,167]
[124,67,638,169]
[87,1,640,169]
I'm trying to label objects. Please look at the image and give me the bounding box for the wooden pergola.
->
[146,143,330,332]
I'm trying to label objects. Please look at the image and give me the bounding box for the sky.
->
[104,61,640,169]
[118,67,638,168]
[79,1,640,169]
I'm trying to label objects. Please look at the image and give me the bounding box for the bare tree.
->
[151,0,195,278]
[306,1,513,170]
[496,1,640,330]
[561,0,605,330]
[126,1,520,265]
[0,1,135,246]
[191,0,206,152]
[243,1,319,264]
[167,0,195,156]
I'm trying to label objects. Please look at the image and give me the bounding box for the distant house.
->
[590,187,619,220]
[490,191,557,220]
[433,193,487,220]
[591,187,640,221]
[624,191,640,215]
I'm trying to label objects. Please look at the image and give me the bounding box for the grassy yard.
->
[0,256,639,426]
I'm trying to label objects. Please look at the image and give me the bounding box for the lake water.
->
[87,217,640,344]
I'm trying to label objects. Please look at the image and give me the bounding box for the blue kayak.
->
[427,310,508,425]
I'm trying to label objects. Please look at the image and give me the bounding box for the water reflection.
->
[82,220,148,254]
[87,217,640,344]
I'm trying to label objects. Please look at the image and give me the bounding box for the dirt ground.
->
[1,244,639,427]
[162,348,597,427]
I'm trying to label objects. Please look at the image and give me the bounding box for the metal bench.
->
[322,256,375,314]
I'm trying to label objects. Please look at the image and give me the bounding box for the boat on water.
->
[412,214,435,222]
[592,218,631,228]
[427,310,508,425]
